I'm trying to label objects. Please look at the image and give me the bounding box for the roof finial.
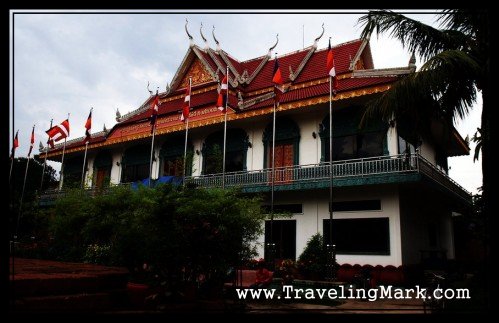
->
[268,34,279,56]
[147,81,153,96]
[212,25,220,51]
[115,108,121,122]
[185,19,194,46]
[409,52,416,69]
[200,22,208,48]
[313,23,325,48]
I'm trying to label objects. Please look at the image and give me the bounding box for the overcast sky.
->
[10,10,482,193]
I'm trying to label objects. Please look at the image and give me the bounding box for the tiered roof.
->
[43,29,463,158]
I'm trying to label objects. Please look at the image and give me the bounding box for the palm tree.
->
[358,9,490,255]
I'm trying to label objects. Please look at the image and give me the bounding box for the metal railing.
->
[185,153,470,201]
[186,154,419,188]
[39,154,471,204]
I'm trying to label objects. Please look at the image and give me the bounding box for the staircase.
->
[10,258,130,313]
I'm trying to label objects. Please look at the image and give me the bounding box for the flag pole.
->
[40,119,53,191]
[328,59,335,281]
[149,104,157,189]
[222,66,229,189]
[59,113,70,191]
[81,142,89,189]
[16,124,35,239]
[9,157,14,184]
[183,77,192,187]
[81,109,92,189]
[9,129,19,184]
[269,93,277,267]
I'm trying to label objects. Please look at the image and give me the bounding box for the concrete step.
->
[13,289,129,312]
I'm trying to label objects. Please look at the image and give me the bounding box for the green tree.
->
[358,8,490,261]
[9,156,57,239]
[47,184,266,297]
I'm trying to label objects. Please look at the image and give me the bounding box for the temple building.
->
[39,25,471,267]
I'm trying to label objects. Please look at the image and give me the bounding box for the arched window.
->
[202,128,249,175]
[93,150,112,188]
[63,155,84,188]
[159,134,193,177]
[320,106,387,162]
[262,117,300,168]
[121,144,150,183]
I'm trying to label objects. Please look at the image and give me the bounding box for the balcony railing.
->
[185,153,471,202]
[39,154,471,205]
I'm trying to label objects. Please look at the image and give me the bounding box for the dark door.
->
[265,220,296,261]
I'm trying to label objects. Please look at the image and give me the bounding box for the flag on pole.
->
[180,85,191,122]
[10,130,19,159]
[150,92,159,133]
[327,38,338,92]
[28,126,35,157]
[272,56,284,105]
[46,119,70,145]
[84,109,92,143]
[272,57,283,86]
[217,74,228,113]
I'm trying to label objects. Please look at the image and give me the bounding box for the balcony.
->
[39,154,471,206]
[185,154,471,204]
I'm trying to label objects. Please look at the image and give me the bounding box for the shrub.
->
[297,233,328,280]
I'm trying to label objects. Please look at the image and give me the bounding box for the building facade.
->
[40,30,471,267]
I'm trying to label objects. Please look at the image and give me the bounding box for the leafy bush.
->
[46,184,266,296]
[297,233,328,280]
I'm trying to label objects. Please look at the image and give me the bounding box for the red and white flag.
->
[272,56,284,105]
[46,119,70,146]
[180,85,191,122]
[28,125,35,157]
[84,109,92,143]
[217,74,228,113]
[327,38,338,92]
[150,92,159,133]
[10,130,19,159]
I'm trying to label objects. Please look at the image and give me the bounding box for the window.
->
[121,145,151,183]
[263,204,303,214]
[203,129,249,175]
[122,163,149,183]
[325,131,385,161]
[323,218,390,255]
[331,200,381,212]
[398,136,416,155]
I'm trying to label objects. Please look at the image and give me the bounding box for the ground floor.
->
[255,184,458,267]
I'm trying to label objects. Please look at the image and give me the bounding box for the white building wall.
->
[84,155,95,188]
[110,151,122,184]
[386,125,399,155]
[255,186,403,266]
[419,139,436,164]
[294,114,321,165]
[248,124,266,171]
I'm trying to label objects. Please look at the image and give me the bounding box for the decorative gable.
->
[180,59,214,88]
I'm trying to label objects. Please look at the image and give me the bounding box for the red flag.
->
[272,57,283,86]
[46,119,70,144]
[85,109,92,143]
[10,130,19,159]
[150,92,159,133]
[327,38,338,92]
[272,56,284,105]
[28,126,35,157]
[217,74,228,113]
[180,85,191,122]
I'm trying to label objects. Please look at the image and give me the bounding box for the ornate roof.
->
[41,35,467,159]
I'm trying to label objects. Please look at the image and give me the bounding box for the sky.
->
[10,10,483,194]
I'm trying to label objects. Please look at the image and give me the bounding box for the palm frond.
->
[361,50,479,133]
[358,10,469,62]
[438,9,487,38]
